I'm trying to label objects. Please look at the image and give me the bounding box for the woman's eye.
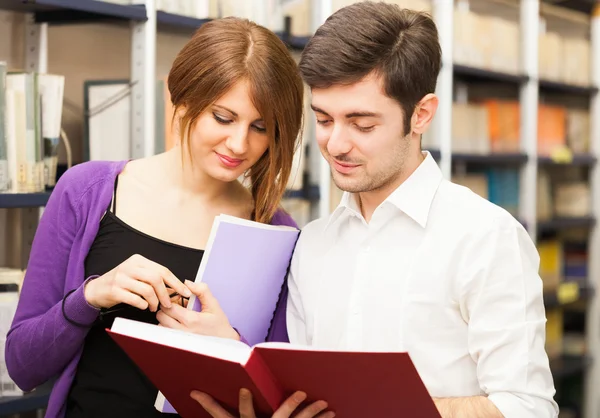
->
[252,125,267,133]
[316,119,331,126]
[213,113,232,124]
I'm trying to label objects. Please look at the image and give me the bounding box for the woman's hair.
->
[168,17,304,224]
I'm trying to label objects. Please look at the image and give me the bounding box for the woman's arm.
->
[5,170,100,391]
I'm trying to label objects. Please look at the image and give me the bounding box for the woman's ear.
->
[172,106,187,146]
[411,93,438,135]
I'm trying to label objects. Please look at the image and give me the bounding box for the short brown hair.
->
[168,17,304,224]
[299,1,441,135]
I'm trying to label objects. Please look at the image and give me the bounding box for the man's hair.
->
[299,1,441,135]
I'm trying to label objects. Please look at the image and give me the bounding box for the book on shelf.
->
[108,317,440,418]
[151,214,300,414]
[1,67,64,194]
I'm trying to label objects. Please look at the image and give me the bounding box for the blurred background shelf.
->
[544,282,595,308]
[0,193,52,209]
[537,154,597,166]
[539,79,599,96]
[156,10,209,32]
[453,64,528,84]
[550,355,593,379]
[537,217,596,233]
[452,153,528,165]
[0,382,52,416]
[0,0,147,23]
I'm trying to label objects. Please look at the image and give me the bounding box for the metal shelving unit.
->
[0,193,51,209]
[0,0,599,416]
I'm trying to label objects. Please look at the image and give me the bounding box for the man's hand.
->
[191,388,335,418]
[433,396,504,418]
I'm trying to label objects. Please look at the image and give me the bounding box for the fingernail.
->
[240,388,251,399]
[294,392,306,402]
[183,281,193,297]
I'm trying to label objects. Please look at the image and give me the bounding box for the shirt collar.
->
[325,151,443,230]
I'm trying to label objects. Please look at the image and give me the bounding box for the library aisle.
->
[0,0,598,417]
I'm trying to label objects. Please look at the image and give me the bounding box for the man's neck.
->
[358,150,425,223]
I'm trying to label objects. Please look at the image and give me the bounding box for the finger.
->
[118,275,160,312]
[159,303,190,325]
[113,287,148,311]
[128,265,172,309]
[294,400,330,418]
[315,412,336,418]
[156,310,186,330]
[238,388,256,418]
[272,391,307,418]
[187,281,222,313]
[137,257,192,299]
[190,391,234,418]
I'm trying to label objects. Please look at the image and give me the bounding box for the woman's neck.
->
[161,147,237,202]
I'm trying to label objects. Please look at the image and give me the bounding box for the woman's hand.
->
[84,254,192,311]
[157,281,239,340]
[191,388,335,418]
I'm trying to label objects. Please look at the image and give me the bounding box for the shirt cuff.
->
[488,391,558,418]
[63,276,101,327]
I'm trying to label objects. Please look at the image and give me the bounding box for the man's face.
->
[310,74,415,194]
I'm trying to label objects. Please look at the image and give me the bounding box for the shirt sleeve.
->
[459,217,559,418]
[286,233,308,345]
[5,169,99,392]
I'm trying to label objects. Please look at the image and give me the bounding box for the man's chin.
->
[332,175,368,194]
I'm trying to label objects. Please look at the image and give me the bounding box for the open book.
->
[109,318,440,418]
[157,214,300,413]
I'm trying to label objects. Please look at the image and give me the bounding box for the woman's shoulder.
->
[271,207,298,228]
[50,160,127,206]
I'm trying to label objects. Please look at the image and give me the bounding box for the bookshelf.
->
[453,64,528,84]
[0,0,147,22]
[0,0,598,417]
[0,193,51,209]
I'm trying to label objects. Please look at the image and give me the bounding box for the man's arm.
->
[457,217,559,418]
[433,396,503,418]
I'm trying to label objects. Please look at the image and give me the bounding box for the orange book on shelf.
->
[537,104,566,157]
[484,100,520,153]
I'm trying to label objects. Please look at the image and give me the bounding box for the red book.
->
[107,317,440,418]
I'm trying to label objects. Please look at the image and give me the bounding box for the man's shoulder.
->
[436,179,523,233]
[300,214,333,236]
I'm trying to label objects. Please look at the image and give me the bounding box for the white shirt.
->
[286,152,559,417]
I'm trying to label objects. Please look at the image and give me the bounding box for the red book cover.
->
[107,318,440,418]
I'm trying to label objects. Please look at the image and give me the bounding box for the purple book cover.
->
[156,215,299,414]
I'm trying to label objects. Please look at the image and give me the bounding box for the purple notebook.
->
[156,214,300,413]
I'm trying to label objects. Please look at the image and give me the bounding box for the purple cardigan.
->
[5,160,294,418]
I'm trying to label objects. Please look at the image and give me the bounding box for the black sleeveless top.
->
[65,176,204,418]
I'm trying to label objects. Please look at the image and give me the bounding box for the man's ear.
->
[411,93,438,135]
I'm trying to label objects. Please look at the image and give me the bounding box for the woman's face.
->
[187,79,270,183]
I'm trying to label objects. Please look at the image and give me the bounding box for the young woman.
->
[5,17,328,418]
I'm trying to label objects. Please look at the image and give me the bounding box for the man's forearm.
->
[433,396,504,418]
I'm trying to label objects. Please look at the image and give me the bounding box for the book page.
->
[111,317,252,364]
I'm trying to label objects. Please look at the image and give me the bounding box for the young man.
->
[194,2,559,417]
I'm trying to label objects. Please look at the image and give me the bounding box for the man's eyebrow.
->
[345,111,381,118]
[310,105,381,119]
[311,105,330,116]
